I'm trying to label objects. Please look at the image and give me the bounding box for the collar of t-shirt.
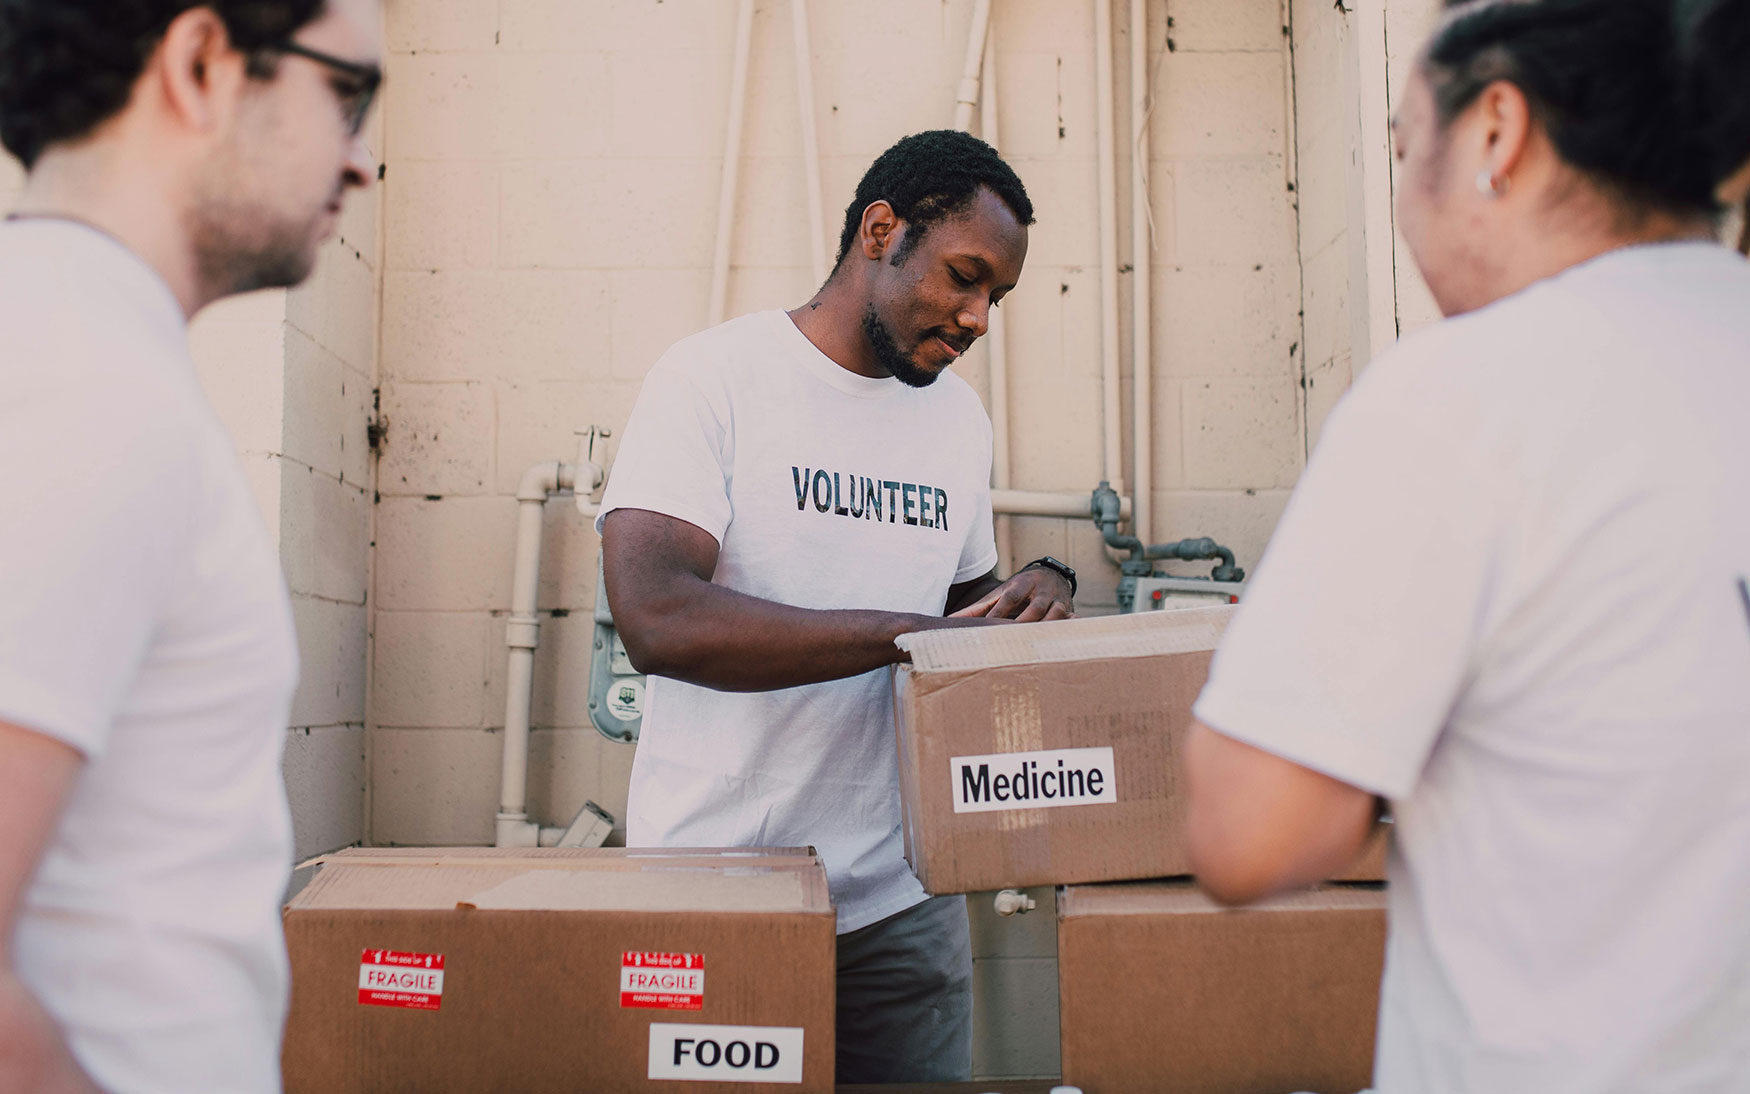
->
[766,309,908,400]
[4,216,185,353]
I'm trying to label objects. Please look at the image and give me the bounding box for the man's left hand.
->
[948,566,1075,622]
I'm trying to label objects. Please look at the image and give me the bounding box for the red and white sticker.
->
[621,951,705,1011]
[358,949,444,1011]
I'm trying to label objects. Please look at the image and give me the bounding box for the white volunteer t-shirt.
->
[598,309,997,932]
[1196,242,1750,1093]
[0,220,298,1094]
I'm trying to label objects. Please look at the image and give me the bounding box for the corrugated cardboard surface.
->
[282,848,835,1093]
[1057,881,1386,1094]
[894,609,1231,894]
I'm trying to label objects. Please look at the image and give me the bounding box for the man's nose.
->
[957,299,989,339]
[343,133,376,190]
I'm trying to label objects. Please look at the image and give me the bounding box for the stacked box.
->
[892,606,1386,894]
[1057,881,1387,1094]
[282,847,835,1093]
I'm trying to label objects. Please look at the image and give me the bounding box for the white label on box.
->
[647,1023,805,1084]
[621,951,704,1010]
[949,747,1117,813]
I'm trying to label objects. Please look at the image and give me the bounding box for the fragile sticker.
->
[358,949,444,1010]
[647,1023,804,1084]
[950,746,1117,813]
[621,951,704,1010]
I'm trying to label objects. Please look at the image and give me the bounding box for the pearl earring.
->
[1476,169,1509,197]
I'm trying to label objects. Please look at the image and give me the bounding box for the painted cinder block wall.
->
[369,0,1313,848]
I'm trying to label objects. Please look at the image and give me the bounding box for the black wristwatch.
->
[1022,555,1077,598]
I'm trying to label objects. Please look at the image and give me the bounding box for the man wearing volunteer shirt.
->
[1183,3,1750,1092]
[0,1,378,1090]
[599,130,1073,1083]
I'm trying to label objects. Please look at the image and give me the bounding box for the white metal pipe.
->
[992,489,1129,520]
[791,0,829,287]
[1129,0,1152,546]
[953,0,993,131]
[496,459,575,848]
[1094,0,1124,494]
[707,0,757,327]
[979,35,1017,575]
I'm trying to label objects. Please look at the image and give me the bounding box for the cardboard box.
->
[282,847,835,1093]
[891,607,1389,892]
[892,607,1227,893]
[1057,881,1386,1094]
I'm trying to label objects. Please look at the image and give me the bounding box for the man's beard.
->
[188,204,319,297]
[861,304,941,388]
[186,156,324,298]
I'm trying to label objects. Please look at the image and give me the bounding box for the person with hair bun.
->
[1184,1,1750,1090]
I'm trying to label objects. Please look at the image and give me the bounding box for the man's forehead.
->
[919,190,1026,250]
[304,0,384,58]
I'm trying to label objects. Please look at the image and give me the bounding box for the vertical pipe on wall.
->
[954,0,994,132]
[791,0,829,287]
[1094,0,1125,496]
[978,20,1016,575]
[1128,0,1152,546]
[707,0,757,327]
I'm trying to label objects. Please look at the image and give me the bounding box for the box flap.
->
[1060,880,1385,918]
[316,846,816,867]
[896,604,1234,673]
[289,849,831,914]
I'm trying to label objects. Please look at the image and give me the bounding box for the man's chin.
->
[889,358,943,388]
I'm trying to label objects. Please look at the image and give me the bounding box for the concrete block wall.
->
[370,0,1311,829]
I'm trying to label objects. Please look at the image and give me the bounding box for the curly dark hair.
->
[1424,0,1718,217]
[833,129,1035,272]
[0,0,326,168]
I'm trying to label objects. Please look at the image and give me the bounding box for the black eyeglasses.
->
[273,40,382,136]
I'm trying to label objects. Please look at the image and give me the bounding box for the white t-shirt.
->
[1195,242,1750,1093]
[598,309,997,932]
[0,220,298,1094]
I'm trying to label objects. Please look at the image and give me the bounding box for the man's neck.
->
[786,277,887,380]
[12,141,206,319]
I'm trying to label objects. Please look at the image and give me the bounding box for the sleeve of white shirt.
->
[955,412,998,583]
[0,398,200,758]
[1192,349,1512,801]
[596,359,734,544]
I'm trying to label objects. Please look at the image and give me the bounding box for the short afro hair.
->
[833,129,1034,271]
[1424,0,1718,217]
[0,0,327,168]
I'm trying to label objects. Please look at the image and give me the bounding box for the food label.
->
[358,949,444,1010]
[950,746,1117,813]
[647,1023,804,1084]
[621,951,704,1010]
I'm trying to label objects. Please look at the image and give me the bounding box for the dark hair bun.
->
[1675,0,1750,190]
[1427,0,1719,215]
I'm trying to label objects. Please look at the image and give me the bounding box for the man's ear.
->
[154,6,249,135]
[859,200,900,261]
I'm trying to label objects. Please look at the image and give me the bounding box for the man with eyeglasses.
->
[0,2,378,1090]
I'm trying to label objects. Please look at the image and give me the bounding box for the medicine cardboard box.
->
[891,606,1389,893]
[282,847,835,1094]
[1058,881,1386,1094]
[891,606,1226,893]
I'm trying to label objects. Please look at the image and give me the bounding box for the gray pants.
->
[834,894,973,1084]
